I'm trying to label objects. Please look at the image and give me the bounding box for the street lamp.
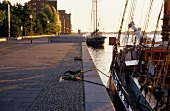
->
[47,20,50,42]
[30,14,33,43]
[20,26,23,37]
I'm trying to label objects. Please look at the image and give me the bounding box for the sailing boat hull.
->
[86,35,106,46]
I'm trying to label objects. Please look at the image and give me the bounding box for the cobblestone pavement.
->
[0,38,84,111]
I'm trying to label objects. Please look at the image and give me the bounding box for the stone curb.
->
[82,42,116,111]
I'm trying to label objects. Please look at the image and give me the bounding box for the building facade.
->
[58,10,72,34]
[30,0,57,13]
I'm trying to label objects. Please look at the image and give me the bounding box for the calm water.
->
[87,34,114,87]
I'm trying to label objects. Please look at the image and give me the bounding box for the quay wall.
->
[82,42,116,111]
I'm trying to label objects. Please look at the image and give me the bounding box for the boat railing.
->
[113,70,131,106]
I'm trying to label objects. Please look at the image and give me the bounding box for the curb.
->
[82,42,116,111]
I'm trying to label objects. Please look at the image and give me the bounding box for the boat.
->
[108,0,170,111]
[86,0,106,46]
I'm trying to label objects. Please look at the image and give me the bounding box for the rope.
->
[150,1,164,58]
[123,0,137,46]
[116,0,125,34]
[139,0,145,27]
[142,0,154,36]
[96,68,111,78]
[117,0,129,45]
[63,68,110,78]
[61,75,107,88]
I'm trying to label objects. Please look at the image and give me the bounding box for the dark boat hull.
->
[109,75,127,111]
[109,69,153,111]
[86,36,106,47]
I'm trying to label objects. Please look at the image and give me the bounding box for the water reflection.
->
[87,37,113,87]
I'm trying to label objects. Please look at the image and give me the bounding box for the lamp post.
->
[20,26,23,37]
[47,20,50,42]
[30,14,33,43]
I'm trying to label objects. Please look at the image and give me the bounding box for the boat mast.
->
[96,0,97,31]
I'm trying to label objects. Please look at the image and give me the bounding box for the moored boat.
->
[108,0,170,111]
[86,0,106,46]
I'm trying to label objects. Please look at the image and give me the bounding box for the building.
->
[30,0,57,13]
[65,13,71,34]
[58,10,65,34]
[58,10,72,34]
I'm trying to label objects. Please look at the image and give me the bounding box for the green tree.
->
[42,4,54,22]
[36,11,49,34]
[10,13,20,36]
[22,3,33,36]
[34,18,43,35]
[10,3,23,37]
[0,10,5,26]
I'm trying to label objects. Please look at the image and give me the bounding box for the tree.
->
[0,10,5,26]
[10,13,20,36]
[53,10,61,34]
[36,11,49,34]
[22,3,33,36]
[42,4,54,22]
[10,3,23,37]
[34,18,43,35]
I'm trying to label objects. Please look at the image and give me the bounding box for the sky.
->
[4,0,163,32]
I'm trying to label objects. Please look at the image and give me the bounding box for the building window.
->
[41,3,44,5]
[33,3,36,5]
[33,8,36,11]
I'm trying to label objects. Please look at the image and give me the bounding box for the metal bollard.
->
[48,36,50,42]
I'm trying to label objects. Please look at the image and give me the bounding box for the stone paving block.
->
[85,92,111,102]
[85,82,107,93]
[85,102,114,111]
[19,102,32,109]
[24,87,42,91]
[0,93,7,97]
[0,97,14,101]
[0,101,21,111]
[84,70,100,76]
[84,76,103,84]
[7,93,38,98]
[13,97,35,102]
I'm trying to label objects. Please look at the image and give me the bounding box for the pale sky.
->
[3,0,163,32]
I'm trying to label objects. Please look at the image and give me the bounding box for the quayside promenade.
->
[0,35,115,111]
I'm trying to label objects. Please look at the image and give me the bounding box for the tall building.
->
[58,10,72,34]
[65,13,71,34]
[58,10,66,34]
[30,0,57,13]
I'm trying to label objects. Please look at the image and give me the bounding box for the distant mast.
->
[96,0,97,31]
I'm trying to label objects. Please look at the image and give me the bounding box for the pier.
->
[0,35,115,111]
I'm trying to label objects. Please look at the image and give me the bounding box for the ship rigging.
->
[109,0,170,111]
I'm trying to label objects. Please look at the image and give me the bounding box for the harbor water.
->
[87,34,114,87]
